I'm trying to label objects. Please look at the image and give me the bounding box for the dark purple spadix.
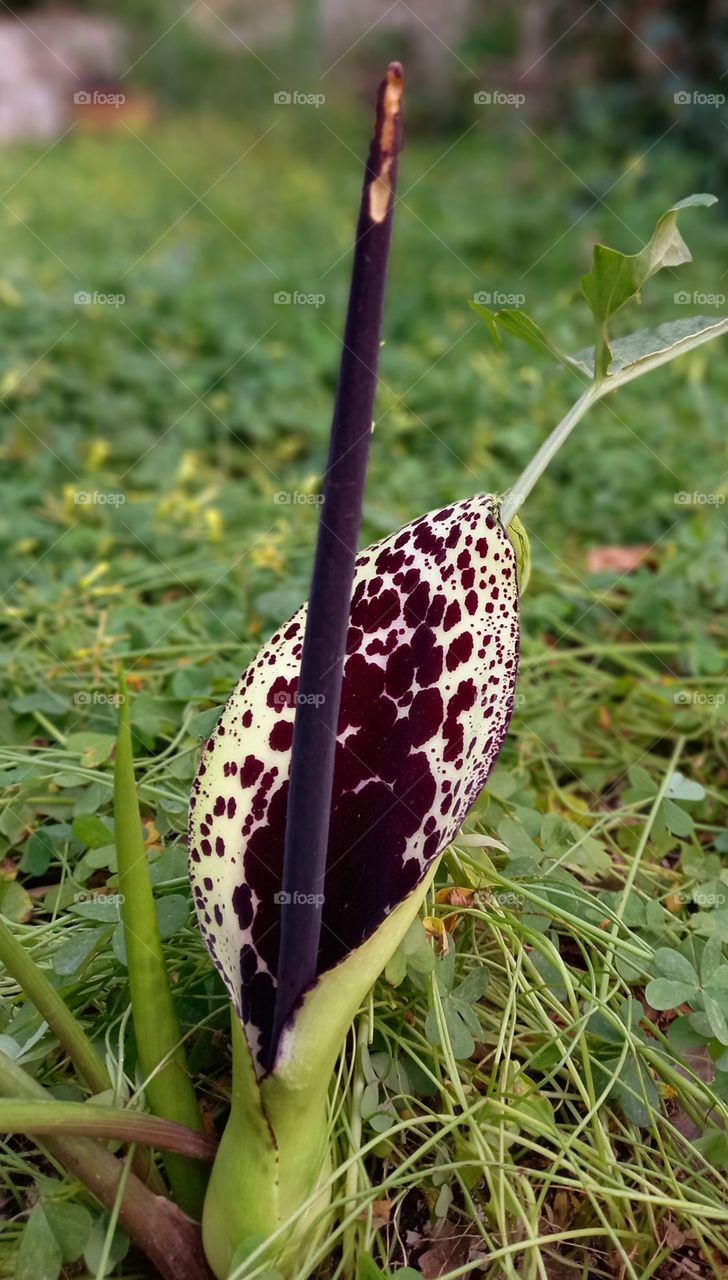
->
[270,62,404,1059]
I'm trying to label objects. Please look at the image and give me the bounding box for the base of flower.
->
[202,868,439,1278]
[202,1018,333,1277]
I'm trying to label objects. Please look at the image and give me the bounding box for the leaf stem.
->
[0,1049,214,1280]
[270,62,404,1063]
[0,915,111,1096]
[502,314,728,525]
[501,387,598,525]
[0,1098,217,1159]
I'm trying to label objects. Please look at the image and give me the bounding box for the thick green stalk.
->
[0,1098,217,1160]
[0,915,111,1096]
[114,675,207,1217]
[0,1050,213,1280]
[203,871,435,1279]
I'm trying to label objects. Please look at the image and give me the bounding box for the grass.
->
[0,103,728,1278]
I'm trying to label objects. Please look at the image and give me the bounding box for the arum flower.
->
[191,495,520,1073]
[189,495,521,1274]
[186,60,522,1278]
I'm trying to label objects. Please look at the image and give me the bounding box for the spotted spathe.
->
[188,493,519,1072]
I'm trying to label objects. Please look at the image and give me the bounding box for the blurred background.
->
[0,0,727,737]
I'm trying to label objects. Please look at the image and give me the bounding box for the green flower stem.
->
[0,914,111,1096]
[204,872,436,1279]
[114,674,207,1218]
[0,1098,217,1160]
[0,1049,213,1280]
[501,387,598,525]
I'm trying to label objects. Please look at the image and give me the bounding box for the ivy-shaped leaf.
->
[580,193,717,376]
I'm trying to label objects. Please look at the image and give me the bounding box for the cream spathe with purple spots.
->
[189,494,519,1072]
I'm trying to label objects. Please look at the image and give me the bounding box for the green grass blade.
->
[114,674,207,1217]
[0,915,111,1096]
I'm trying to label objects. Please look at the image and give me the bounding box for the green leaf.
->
[83,1214,129,1276]
[0,878,32,924]
[43,1202,93,1262]
[694,1128,728,1170]
[661,799,693,839]
[497,816,541,860]
[16,1203,62,1280]
[358,1255,388,1280]
[187,705,226,739]
[12,691,69,716]
[170,667,214,699]
[580,194,718,376]
[470,304,569,364]
[452,966,490,1005]
[625,765,655,800]
[701,992,728,1044]
[701,936,724,984]
[425,999,476,1060]
[19,830,55,876]
[53,926,109,977]
[72,814,114,849]
[155,894,190,939]
[70,895,121,923]
[667,771,706,802]
[148,846,189,885]
[530,950,567,1001]
[384,948,407,987]
[666,1014,706,1052]
[645,978,696,1010]
[65,732,116,768]
[572,315,728,379]
[609,1055,660,1127]
[653,948,699,985]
